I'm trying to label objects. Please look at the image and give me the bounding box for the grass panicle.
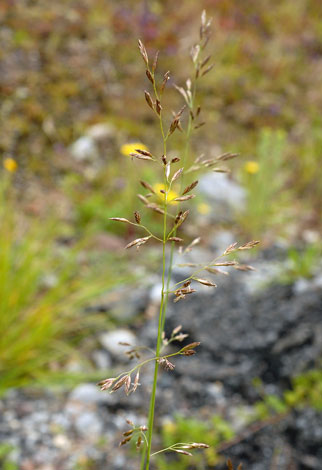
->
[98,11,258,469]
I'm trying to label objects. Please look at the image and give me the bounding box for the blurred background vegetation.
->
[0,0,321,391]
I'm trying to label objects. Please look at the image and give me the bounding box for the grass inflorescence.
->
[98,11,257,469]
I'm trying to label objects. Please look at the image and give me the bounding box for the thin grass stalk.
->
[144,193,167,470]
[141,68,168,470]
[161,72,198,334]
[108,19,226,467]
[143,42,199,469]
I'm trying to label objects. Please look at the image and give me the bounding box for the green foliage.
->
[241,128,288,237]
[63,165,165,239]
[0,444,18,470]
[1,0,322,237]
[254,394,288,420]
[74,456,97,470]
[156,415,235,469]
[285,369,322,411]
[281,243,322,282]
[0,180,125,393]
[253,369,322,421]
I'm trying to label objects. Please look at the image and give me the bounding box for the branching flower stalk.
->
[99,11,258,470]
[163,10,215,337]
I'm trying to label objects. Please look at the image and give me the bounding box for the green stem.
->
[142,61,198,469]
[144,182,168,470]
[161,75,198,333]
[141,69,168,470]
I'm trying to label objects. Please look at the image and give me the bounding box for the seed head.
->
[169,117,180,136]
[172,325,182,335]
[98,377,116,391]
[125,236,151,249]
[193,278,217,287]
[130,152,154,161]
[234,264,255,271]
[109,217,131,224]
[182,180,198,195]
[173,194,195,202]
[171,167,184,184]
[152,50,159,73]
[135,148,153,157]
[146,69,154,84]
[161,71,170,94]
[201,63,214,77]
[137,194,149,205]
[182,350,196,356]
[134,211,141,224]
[223,242,238,255]
[144,90,154,110]
[131,371,140,394]
[181,342,200,351]
[119,436,132,446]
[156,99,162,115]
[174,449,193,456]
[168,237,184,243]
[138,39,148,66]
[112,375,129,392]
[136,435,142,450]
[158,358,175,371]
[238,240,260,250]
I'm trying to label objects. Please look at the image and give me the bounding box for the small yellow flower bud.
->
[153,183,179,205]
[244,161,259,174]
[3,158,18,173]
[120,142,148,157]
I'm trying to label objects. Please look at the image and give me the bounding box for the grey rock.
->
[86,123,115,142]
[92,350,112,370]
[198,173,246,219]
[74,411,103,437]
[109,287,149,321]
[210,230,236,254]
[293,277,312,294]
[69,383,111,405]
[70,136,99,162]
[99,329,136,357]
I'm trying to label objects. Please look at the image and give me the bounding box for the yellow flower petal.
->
[153,183,179,205]
[163,422,176,434]
[120,142,148,157]
[3,158,18,173]
[197,202,211,215]
[244,161,259,174]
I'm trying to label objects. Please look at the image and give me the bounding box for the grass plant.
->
[0,175,123,393]
[241,128,288,237]
[98,11,258,469]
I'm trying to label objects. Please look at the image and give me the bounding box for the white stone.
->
[293,277,312,295]
[53,434,70,449]
[70,136,98,161]
[74,411,103,437]
[198,173,246,211]
[99,329,136,357]
[149,282,163,303]
[69,383,110,404]
[86,123,114,141]
[92,350,112,370]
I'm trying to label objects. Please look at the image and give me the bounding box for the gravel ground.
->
[1,250,322,470]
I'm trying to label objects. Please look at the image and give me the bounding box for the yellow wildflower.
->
[197,202,211,215]
[162,421,176,434]
[244,161,259,174]
[153,183,178,205]
[3,158,18,173]
[120,142,148,157]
